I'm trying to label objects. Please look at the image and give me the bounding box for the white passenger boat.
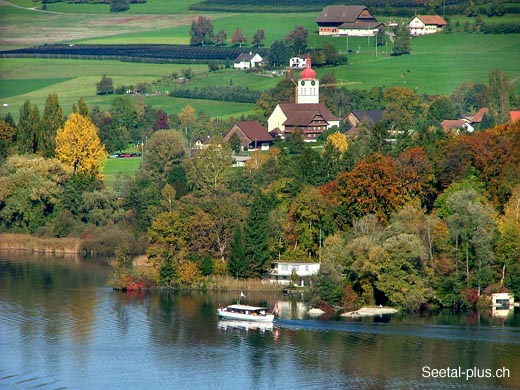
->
[217,304,275,322]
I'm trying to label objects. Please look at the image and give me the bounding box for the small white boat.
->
[217,304,275,322]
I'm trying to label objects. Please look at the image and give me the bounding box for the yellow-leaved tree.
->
[55,113,107,178]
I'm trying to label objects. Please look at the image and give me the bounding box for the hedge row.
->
[189,0,465,12]
[0,44,269,63]
[169,85,262,103]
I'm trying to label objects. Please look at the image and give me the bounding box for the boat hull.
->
[217,309,274,322]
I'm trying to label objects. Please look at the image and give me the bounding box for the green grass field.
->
[103,156,142,188]
[1,1,519,120]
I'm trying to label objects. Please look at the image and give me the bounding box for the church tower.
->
[297,55,319,104]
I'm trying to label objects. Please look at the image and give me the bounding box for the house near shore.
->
[233,52,263,69]
[269,261,321,287]
[223,121,274,151]
[267,56,340,141]
[491,292,514,307]
[408,15,447,36]
[316,5,384,36]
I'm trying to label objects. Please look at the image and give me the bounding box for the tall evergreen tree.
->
[17,100,37,154]
[40,93,65,157]
[229,226,249,278]
[488,69,510,124]
[243,194,272,277]
[72,97,90,117]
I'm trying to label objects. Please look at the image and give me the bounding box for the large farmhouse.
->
[316,5,384,36]
[267,57,339,141]
[408,15,447,36]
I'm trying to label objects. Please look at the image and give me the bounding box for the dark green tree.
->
[228,133,242,154]
[488,69,511,124]
[40,93,65,157]
[109,96,139,144]
[252,29,265,47]
[16,100,38,154]
[122,176,162,232]
[96,74,114,95]
[322,42,343,66]
[427,96,457,123]
[72,97,90,117]
[268,40,291,67]
[287,128,305,154]
[392,23,411,56]
[244,195,272,277]
[229,226,248,278]
[110,0,129,12]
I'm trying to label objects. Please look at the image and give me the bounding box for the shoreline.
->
[341,306,399,317]
[0,233,82,255]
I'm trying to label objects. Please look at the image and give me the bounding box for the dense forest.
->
[1,64,519,311]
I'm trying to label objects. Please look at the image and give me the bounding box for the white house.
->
[269,261,321,287]
[233,52,263,69]
[491,292,514,307]
[408,15,447,36]
[289,56,307,69]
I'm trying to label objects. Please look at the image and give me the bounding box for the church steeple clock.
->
[297,55,319,104]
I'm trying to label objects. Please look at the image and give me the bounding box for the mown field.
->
[104,155,142,188]
[1,0,519,121]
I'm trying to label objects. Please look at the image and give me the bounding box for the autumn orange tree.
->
[322,153,411,226]
[55,113,107,179]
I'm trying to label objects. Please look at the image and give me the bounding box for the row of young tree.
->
[0,69,518,310]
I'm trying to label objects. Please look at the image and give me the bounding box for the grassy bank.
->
[0,233,82,254]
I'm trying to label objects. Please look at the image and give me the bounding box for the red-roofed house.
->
[409,15,447,36]
[510,109,520,123]
[224,121,274,151]
[441,119,474,134]
[468,107,488,124]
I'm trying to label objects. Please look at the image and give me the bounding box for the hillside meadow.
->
[1,0,519,120]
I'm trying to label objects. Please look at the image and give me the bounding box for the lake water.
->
[0,252,519,390]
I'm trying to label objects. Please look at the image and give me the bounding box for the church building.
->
[268,56,339,142]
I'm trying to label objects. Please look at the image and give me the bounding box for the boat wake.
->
[274,319,520,345]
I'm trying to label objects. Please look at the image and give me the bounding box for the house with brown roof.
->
[408,15,447,36]
[345,109,385,137]
[224,121,274,151]
[347,110,384,127]
[267,103,340,142]
[316,5,384,36]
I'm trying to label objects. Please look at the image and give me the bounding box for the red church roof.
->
[300,56,316,80]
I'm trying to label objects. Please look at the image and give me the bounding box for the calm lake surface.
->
[1,252,519,390]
